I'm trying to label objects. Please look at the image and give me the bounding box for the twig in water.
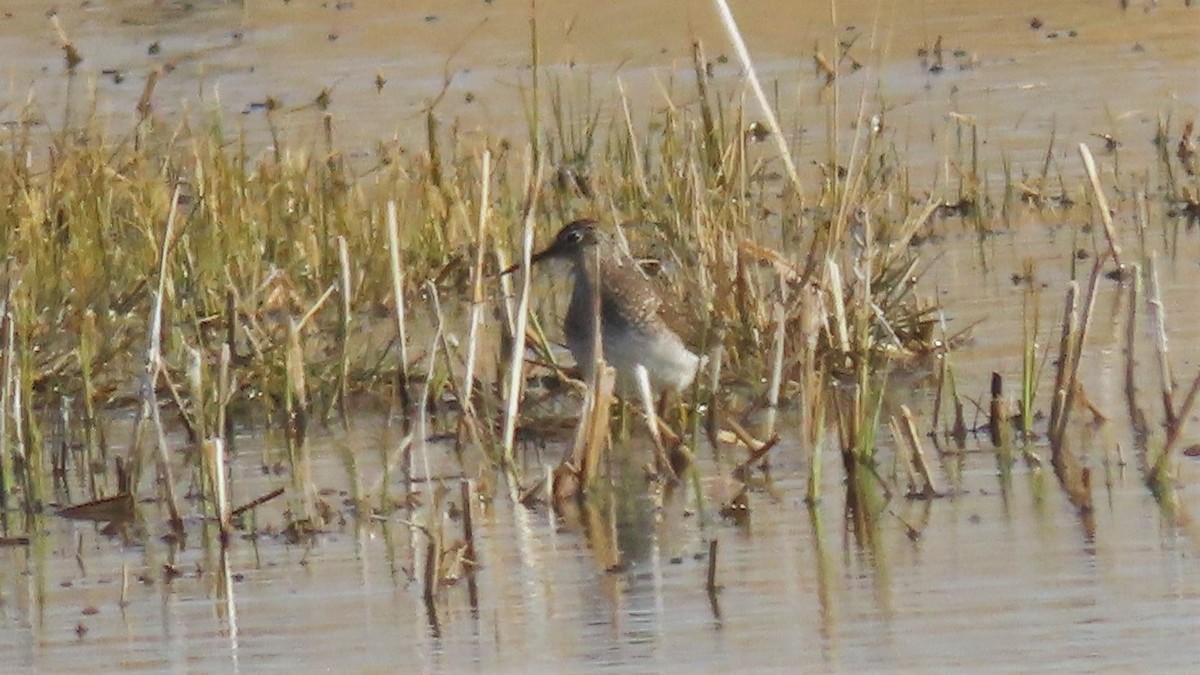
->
[460,479,480,609]
[897,405,942,498]
[706,539,721,594]
[1078,142,1124,268]
[230,487,285,519]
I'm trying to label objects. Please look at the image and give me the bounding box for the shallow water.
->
[4,0,1200,672]
[6,220,1200,672]
[3,0,1197,177]
[5,427,1200,672]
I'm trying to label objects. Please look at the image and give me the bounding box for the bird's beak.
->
[497,240,559,277]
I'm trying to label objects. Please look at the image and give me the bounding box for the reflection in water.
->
[2,417,1200,671]
[214,545,239,672]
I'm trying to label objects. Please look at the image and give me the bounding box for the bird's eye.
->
[565,230,583,243]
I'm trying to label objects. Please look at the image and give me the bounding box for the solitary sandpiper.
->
[514,219,705,478]
[527,218,704,396]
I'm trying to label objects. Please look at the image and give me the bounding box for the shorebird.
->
[519,219,705,475]
[528,219,704,394]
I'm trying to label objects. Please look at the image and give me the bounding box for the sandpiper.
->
[527,218,704,396]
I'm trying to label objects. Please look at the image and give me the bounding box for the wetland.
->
[2,0,1200,671]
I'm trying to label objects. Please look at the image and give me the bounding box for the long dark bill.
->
[497,243,558,277]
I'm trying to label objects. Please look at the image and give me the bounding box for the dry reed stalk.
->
[705,538,720,594]
[422,535,439,611]
[890,416,920,492]
[705,343,724,445]
[1135,190,1149,256]
[720,416,767,452]
[49,13,82,70]
[1145,255,1200,487]
[462,150,491,404]
[203,438,230,544]
[1019,270,1040,440]
[1048,285,1079,455]
[802,366,825,502]
[732,436,781,480]
[493,241,518,340]
[425,111,444,198]
[988,372,1007,447]
[500,152,545,483]
[935,312,968,446]
[459,479,480,608]
[11,307,33,509]
[0,295,11,512]
[120,563,129,608]
[616,80,649,200]
[1165,378,1200,459]
[897,405,941,498]
[280,286,334,524]
[216,547,240,645]
[829,86,881,256]
[141,185,185,537]
[711,0,802,194]
[1146,255,1174,431]
[931,346,946,433]
[225,289,236,357]
[78,311,102,500]
[185,346,205,439]
[572,364,616,493]
[160,365,199,443]
[1046,263,1102,511]
[826,261,850,357]
[218,344,232,453]
[409,309,443,592]
[1123,263,1148,437]
[136,69,159,121]
[386,201,411,411]
[426,278,492,460]
[1048,262,1103,449]
[284,319,315,522]
[1078,142,1124,267]
[229,487,285,519]
[415,282,443,500]
[763,296,787,441]
[690,41,721,173]
[335,235,352,424]
[297,285,337,329]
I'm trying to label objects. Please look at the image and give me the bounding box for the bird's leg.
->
[634,364,676,481]
[653,391,685,446]
[656,390,671,426]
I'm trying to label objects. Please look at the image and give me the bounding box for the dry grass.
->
[0,35,1195,532]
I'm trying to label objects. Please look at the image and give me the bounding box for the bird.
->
[526,218,705,397]
[511,219,707,480]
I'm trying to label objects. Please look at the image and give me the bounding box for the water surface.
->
[3,0,1200,672]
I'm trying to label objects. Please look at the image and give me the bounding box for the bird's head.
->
[530,219,604,265]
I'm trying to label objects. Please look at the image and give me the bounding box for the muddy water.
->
[5,224,1200,672]
[3,0,1197,176]
[5,0,1200,672]
[6,387,1200,672]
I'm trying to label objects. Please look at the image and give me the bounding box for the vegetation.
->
[0,16,1198,570]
